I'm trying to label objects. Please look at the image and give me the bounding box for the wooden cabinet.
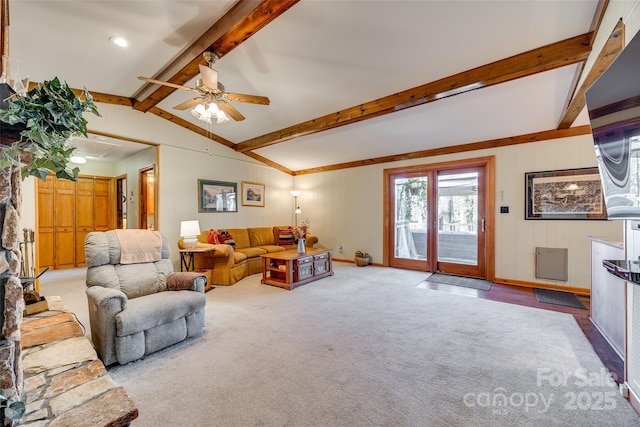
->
[54,179,76,269]
[37,175,113,270]
[37,175,55,270]
[75,178,94,267]
[261,248,334,290]
[94,178,111,231]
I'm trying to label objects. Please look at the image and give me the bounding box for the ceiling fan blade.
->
[218,101,245,121]
[199,65,218,90]
[225,93,270,105]
[138,76,196,92]
[173,98,203,110]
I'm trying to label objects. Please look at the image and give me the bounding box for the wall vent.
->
[535,247,568,281]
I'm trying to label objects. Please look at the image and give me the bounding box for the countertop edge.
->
[588,236,624,250]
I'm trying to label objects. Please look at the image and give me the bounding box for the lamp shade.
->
[180,220,200,237]
[180,220,200,249]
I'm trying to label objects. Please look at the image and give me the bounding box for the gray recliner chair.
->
[85,230,207,366]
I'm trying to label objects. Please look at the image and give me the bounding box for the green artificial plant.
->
[0,77,100,181]
[0,389,25,420]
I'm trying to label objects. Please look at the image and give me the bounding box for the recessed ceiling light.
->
[70,155,87,164]
[109,36,128,48]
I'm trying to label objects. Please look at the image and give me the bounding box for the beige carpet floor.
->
[38,263,640,426]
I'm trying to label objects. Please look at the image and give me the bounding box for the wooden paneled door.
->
[94,178,112,231]
[54,179,76,269]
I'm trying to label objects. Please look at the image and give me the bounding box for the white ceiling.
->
[7,0,598,171]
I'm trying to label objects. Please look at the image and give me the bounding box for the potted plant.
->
[0,77,100,181]
[0,389,25,421]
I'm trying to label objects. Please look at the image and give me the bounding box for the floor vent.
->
[535,247,568,281]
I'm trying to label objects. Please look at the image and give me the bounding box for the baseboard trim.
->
[629,384,640,416]
[493,277,590,296]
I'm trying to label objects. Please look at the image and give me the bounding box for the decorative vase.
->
[297,237,306,254]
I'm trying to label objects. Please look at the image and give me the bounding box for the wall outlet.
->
[500,206,509,214]
[338,245,343,253]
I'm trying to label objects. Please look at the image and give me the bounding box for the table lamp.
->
[180,220,201,249]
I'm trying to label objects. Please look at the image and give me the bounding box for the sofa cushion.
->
[115,290,206,337]
[248,227,275,247]
[233,251,248,264]
[236,247,267,259]
[222,228,250,249]
[256,245,287,254]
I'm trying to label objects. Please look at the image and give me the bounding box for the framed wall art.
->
[241,181,265,207]
[198,179,237,213]
[525,167,607,220]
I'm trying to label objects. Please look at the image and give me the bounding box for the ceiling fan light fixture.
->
[191,102,229,124]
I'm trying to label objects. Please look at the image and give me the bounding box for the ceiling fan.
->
[138,51,270,122]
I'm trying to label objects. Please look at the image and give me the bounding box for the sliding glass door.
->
[385,157,493,279]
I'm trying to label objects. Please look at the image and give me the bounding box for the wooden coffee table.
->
[261,248,333,290]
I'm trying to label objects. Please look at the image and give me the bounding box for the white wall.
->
[293,134,623,291]
[113,146,158,229]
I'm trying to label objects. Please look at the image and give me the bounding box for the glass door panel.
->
[391,175,429,270]
[437,172,478,265]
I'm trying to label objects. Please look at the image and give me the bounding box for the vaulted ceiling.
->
[2,0,621,176]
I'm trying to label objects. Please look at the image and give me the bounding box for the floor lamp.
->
[291,190,301,226]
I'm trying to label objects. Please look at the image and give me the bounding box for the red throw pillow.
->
[208,229,217,244]
[218,230,236,250]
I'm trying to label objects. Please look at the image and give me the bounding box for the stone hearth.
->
[19,297,137,426]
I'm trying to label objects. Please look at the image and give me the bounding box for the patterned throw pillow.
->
[277,228,296,245]
[208,229,218,244]
[218,230,236,250]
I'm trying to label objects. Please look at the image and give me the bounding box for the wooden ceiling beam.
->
[26,81,134,106]
[133,0,299,113]
[557,18,624,129]
[293,126,592,176]
[556,0,608,129]
[236,32,593,153]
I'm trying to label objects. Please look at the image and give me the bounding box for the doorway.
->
[384,157,494,279]
[115,175,127,229]
[139,166,156,230]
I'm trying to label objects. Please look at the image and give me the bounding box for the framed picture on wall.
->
[198,179,237,212]
[241,181,265,207]
[525,167,607,220]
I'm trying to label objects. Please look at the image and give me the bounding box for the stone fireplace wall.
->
[0,146,24,425]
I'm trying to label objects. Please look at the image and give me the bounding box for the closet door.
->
[94,178,112,231]
[37,175,55,270]
[75,178,94,267]
[54,179,76,269]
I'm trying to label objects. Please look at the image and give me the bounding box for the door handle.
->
[481,218,485,232]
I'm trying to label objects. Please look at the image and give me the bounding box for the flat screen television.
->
[586,29,640,219]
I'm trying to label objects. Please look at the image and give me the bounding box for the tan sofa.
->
[178,226,318,286]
